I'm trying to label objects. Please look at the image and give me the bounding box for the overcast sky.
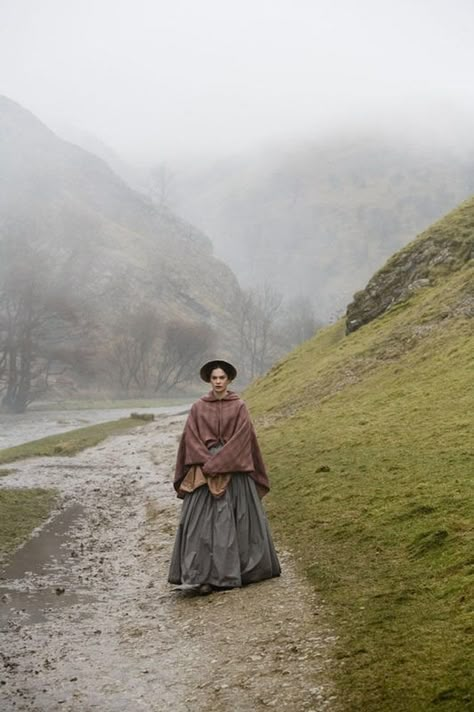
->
[1,0,473,162]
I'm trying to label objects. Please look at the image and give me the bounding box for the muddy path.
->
[0,415,337,711]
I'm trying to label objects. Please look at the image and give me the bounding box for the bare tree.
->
[107,311,216,395]
[108,305,162,392]
[149,163,175,211]
[0,237,93,412]
[277,295,322,350]
[238,284,283,380]
[154,320,216,392]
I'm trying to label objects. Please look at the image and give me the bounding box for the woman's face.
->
[210,367,230,397]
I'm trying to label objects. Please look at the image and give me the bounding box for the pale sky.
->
[1,0,473,161]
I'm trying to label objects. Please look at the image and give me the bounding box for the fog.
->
[1,0,474,405]
[1,0,474,162]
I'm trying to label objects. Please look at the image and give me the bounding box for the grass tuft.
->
[0,416,149,465]
[0,488,58,556]
[408,529,449,558]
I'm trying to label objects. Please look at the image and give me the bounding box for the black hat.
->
[200,359,237,383]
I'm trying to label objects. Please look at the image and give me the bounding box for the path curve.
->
[0,415,337,711]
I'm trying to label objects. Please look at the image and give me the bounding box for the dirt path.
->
[0,415,337,711]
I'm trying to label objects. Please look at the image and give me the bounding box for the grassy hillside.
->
[246,215,473,709]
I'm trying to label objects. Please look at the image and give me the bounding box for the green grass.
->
[31,396,191,411]
[0,416,149,465]
[0,488,58,556]
[0,416,152,557]
[246,260,473,711]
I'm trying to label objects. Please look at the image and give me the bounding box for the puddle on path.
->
[0,587,86,626]
[0,503,94,627]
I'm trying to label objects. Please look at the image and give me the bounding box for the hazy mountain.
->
[172,136,474,319]
[0,96,242,399]
[0,95,242,320]
[54,124,146,192]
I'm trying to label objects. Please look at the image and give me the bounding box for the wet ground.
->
[0,415,337,711]
[0,405,189,450]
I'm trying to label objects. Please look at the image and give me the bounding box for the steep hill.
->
[245,200,474,711]
[347,196,474,332]
[0,95,240,322]
[174,137,474,318]
[0,96,242,398]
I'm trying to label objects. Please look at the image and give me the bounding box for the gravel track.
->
[0,415,337,711]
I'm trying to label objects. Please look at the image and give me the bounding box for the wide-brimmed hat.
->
[200,359,237,383]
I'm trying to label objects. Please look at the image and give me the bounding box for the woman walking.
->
[168,359,281,594]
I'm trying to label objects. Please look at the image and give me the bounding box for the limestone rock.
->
[346,197,474,333]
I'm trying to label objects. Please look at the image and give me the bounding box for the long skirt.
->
[168,473,281,588]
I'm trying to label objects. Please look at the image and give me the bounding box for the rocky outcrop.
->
[345,197,474,333]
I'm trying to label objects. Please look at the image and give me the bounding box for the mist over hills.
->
[0,95,240,314]
[0,94,245,311]
[171,136,474,319]
[0,96,241,404]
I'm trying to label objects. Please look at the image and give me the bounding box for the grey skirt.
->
[168,473,281,588]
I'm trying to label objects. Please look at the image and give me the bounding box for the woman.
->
[168,359,281,594]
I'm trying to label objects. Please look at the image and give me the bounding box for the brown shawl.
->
[173,391,270,497]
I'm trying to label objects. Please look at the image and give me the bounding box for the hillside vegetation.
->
[246,199,474,711]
